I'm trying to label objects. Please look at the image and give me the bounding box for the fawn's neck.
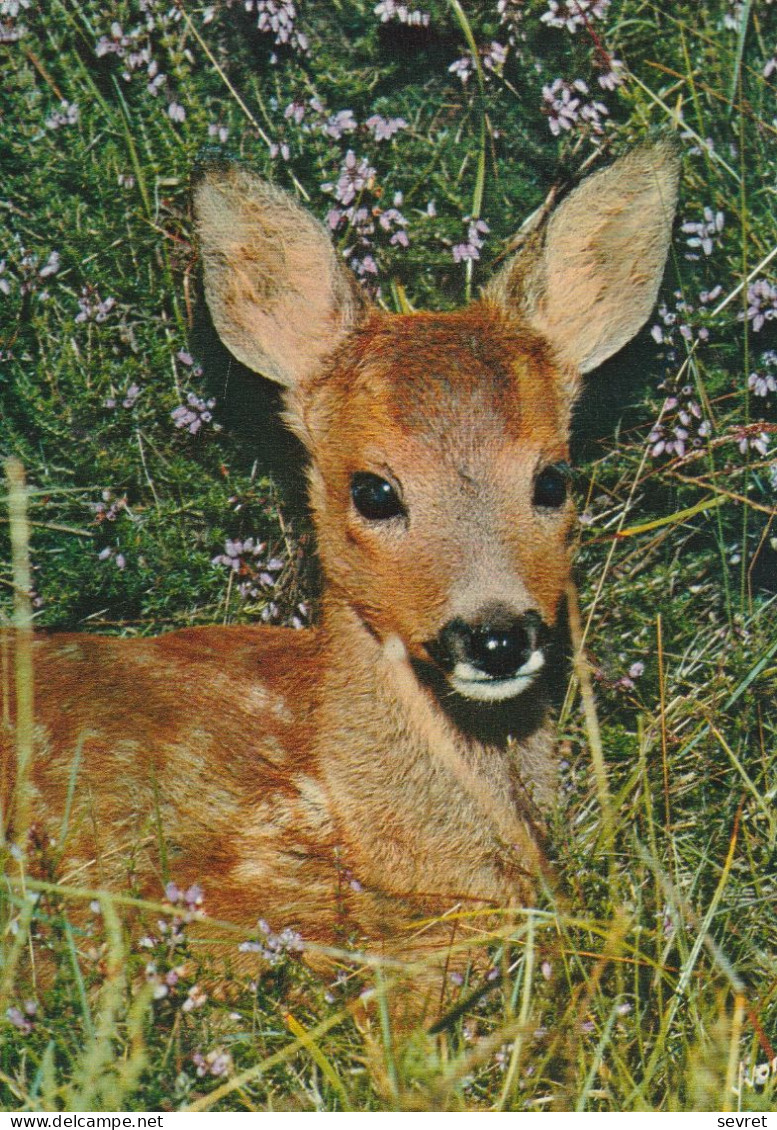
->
[314,594,556,876]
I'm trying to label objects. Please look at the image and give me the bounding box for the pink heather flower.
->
[651,290,713,358]
[75,286,116,324]
[597,57,625,89]
[144,960,184,997]
[723,0,753,32]
[494,1044,513,1071]
[542,78,608,136]
[681,207,725,259]
[374,0,430,26]
[449,56,473,84]
[483,41,508,72]
[89,489,128,522]
[497,0,526,49]
[749,351,777,397]
[38,251,61,279]
[165,881,204,912]
[742,279,777,332]
[239,919,304,964]
[378,194,409,242]
[212,538,285,601]
[365,114,408,141]
[192,1048,233,1078]
[734,427,771,457]
[321,109,357,139]
[45,101,79,130]
[353,253,378,275]
[145,964,170,1000]
[6,1001,36,1034]
[171,391,217,435]
[0,0,30,41]
[541,0,610,32]
[452,218,489,263]
[97,546,127,570]
[648,378,711,460]
[148,72,165,97]
[284,99,306,124]
[323,164,410,284]
[449,39,510,85]
[95,22,125,58]
[207,121,229,144]
[8,247,61,299]
[168,101,186,123]
[185,884,204,908]
[321,150,376,207]
[290,601,310,630]
[181,984,208,1013]
[244,0,309,54]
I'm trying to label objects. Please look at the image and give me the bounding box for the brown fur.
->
[1,140,679,1005]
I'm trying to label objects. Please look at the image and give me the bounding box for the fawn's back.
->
[2,140,679,962]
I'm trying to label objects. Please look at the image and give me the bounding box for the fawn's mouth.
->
[448,646,546,702]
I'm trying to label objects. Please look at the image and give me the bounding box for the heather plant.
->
[1,0,776,1113]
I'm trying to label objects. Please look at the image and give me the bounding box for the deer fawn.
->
[2,140,678,1001]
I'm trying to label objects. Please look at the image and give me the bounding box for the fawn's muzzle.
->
[427,609,548,702]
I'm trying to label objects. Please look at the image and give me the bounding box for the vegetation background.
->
[0,0,775,1112]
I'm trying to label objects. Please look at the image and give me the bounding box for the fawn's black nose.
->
[430,609,545,679]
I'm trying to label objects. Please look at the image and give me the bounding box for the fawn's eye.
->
[533,464,569,510]
[351,472,404,521]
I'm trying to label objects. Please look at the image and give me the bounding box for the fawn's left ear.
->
[484,137,680,384]
[193,162,367,390]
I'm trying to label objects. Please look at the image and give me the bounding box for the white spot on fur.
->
[294,775,331,832]
[258,735,289,766]
[246,684,269,708]
[245,685,292,723]
[382,633,407,663]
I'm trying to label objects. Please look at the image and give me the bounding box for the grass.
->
[1,0,776,1112]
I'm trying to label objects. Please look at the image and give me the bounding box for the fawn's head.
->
[194,141,678,706]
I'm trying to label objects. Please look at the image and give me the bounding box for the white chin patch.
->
[450,649,545,703]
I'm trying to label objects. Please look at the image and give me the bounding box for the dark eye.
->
[351,472,404,521]
[533,464,569,509]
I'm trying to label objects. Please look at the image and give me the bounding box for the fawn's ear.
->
[484,137,680,379]
[193,163,366,388]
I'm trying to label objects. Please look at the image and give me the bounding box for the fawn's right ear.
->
[193,163,366,389]
[484,137,680,384]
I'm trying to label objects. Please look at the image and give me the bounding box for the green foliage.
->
[1,0,776,1113]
